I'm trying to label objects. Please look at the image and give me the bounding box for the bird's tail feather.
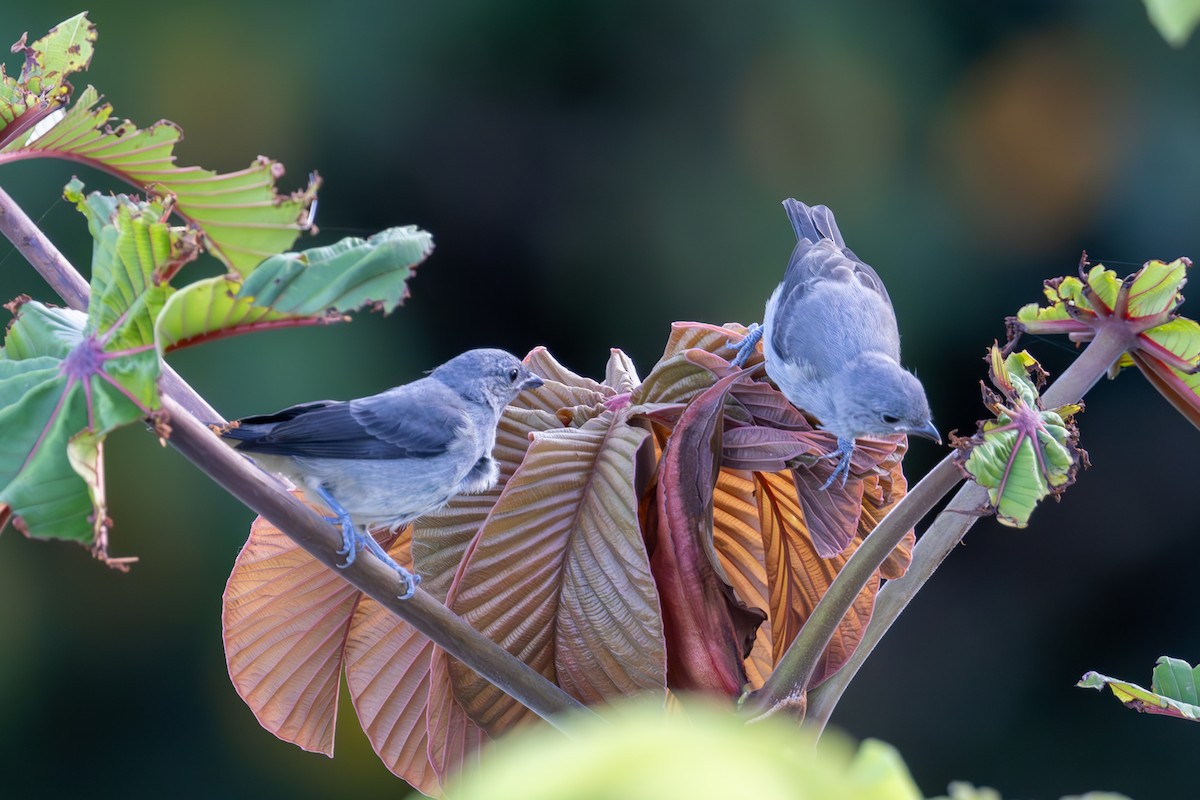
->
[782,198,845,247]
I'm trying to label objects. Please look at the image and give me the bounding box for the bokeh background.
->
[1,2,1197,798]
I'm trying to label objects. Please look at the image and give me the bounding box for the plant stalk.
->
[0,184,589,730]
[742,456,965,719]
[802,326,1135,731]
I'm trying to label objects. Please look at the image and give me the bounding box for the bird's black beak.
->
[522,374,545,391]
[906,420,942,445]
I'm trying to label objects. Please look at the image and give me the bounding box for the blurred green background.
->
[1,2,1197,798]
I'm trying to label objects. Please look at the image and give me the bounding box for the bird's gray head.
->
[430,348,544,410]
[828,352,940,443]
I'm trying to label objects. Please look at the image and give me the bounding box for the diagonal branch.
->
[741,457,965,719]
[798,326,1133,731]
[0,183,589,731]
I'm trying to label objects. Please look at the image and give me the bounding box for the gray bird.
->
[732,199,940,488]
[218,348,543,598]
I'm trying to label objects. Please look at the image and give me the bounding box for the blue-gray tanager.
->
[732,199,940,488]
[218,348,543,598]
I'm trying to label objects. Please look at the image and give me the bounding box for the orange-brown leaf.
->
[426,646,488,786]
[653,371,766,695]
[344,597,440,795]
[222,500,389,756]
[753,470,876,686]
[446,410,664,733]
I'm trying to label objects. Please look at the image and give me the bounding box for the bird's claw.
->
[359,529,422,600]
[317,486,421,598]
[396,569,421,601]
[333,514,361,565]
[817,437,856,491]
[728,323,763,368]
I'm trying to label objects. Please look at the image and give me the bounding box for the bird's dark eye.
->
[508,368,520,382]
[881,413,901,425]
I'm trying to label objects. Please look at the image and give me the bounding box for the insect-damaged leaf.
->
[954,347,1084,528]
[0,184,189,556]
[0,12,316,276]
[1079,656,1200,721]
[154,227,430,352]
[446,409,665,734]
[0,13,93,144]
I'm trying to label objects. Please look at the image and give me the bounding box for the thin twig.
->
[0,183,589,730]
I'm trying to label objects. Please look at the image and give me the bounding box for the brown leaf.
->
[426,646,487,786]
[711,469,775,690]
[652,371,767,695]
[727,380,814,430]
[411,406,562,596]
[446,410,664,733]
[791,468,868,559]
[721,425,829,471]
[344,405,560,783]
[222,499,393,756]
[859,446,914,581]
[754,470,877,686]
[604,348,641,394]
[514,347,609,416]
[344,597,440,795]
[660,320,761,366]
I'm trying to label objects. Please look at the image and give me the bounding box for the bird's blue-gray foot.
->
[818,436,857,490]
[729,323,762,368]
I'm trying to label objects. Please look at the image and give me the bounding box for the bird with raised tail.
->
[217,348,543,598]
[732,199,940,488]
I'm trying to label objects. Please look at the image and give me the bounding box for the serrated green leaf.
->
[0,299,158,550]
[1144,0,1200,45]
[1127,258,1189,317]
[0,13,92,144]
[1079,656,1200,721]
[235,226,431,315]
[1,301,84,359]
[64,178,194,346]
[19,13,96,94]
[154,277,337,353]
[1011,258,1200,428]
[956,347,1083,528]
[0,183,194,557]
[1,14,317,276]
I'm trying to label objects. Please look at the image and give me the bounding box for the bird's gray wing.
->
[779,199,891,306]
[768,200,899,370]
[222,382,468,460]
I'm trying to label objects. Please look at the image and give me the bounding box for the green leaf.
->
[0,14,317,275]
[447,699,925,800]
[0,183,193,559]
[0,13,93,145]
[235,227,432,315]
[155,226,428,352]
[1078,656,1200,721]
[1010,259,1200,428]
[1144,0,1200,45]
[954,346,1084,528]
[154,277,337,353]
